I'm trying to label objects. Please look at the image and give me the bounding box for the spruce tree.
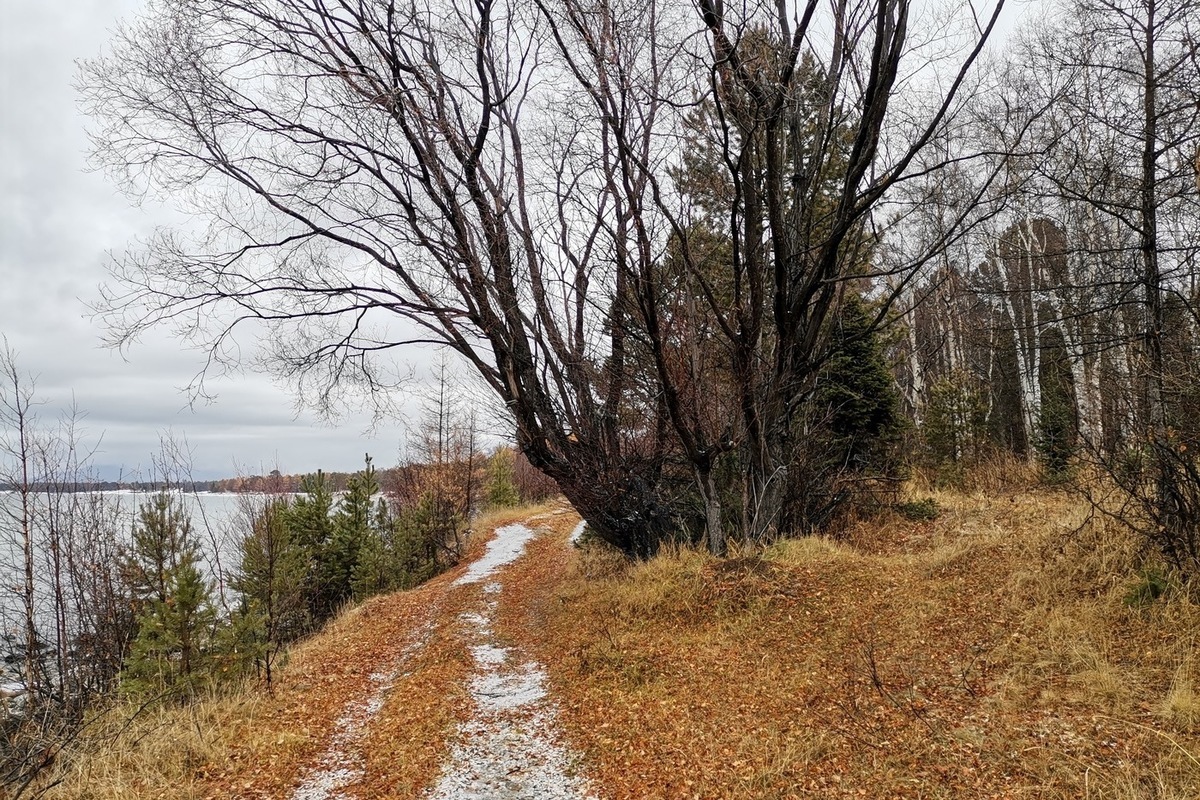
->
[350,497,404,599]
[818,293,902,468]
[787,294,903,529]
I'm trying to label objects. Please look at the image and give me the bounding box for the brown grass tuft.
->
[1161,657,1200,733]
[502,483,1200,799]
[33,688,269,800]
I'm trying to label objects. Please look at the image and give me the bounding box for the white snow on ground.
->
[568,521,587,545]
[290,619,435,800]
[454,523,539,585]
[291,519,594,800]
[428,523,596,800]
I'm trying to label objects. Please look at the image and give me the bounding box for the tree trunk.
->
[696,465,725,556]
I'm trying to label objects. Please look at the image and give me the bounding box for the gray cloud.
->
[0,0,471,480]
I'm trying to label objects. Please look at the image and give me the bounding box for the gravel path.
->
[427,523,596,800]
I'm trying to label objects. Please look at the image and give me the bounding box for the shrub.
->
[1124,565,1171,607]
[896,498,941,521]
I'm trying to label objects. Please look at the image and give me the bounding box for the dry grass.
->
[33,492,1200,799]
[1161,661,1200,732]
[502,483,1200,799]
[906,452,1045,496]
[29,688,268,800]
[30,503,552,800]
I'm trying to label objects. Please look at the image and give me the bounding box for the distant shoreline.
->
[0,482,220,494]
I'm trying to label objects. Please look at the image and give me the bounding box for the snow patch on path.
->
[428,524,595,800]
[290,620,435,800]
[568,521,587,545]
[454,524,538,585]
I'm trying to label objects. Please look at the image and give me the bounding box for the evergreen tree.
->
[819,294,902,467]
[1028,328,1078,479]
[484,447,520,509]
[351,496,404,600]
[924,372,988,469]
[285,471,336,622]
[229,496,307,683]
[785,294,904,529]
[121,493,217,697]
[326,455,380,608]
[121,491,195,604]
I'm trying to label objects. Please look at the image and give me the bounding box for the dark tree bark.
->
[82,0,1008,554]
[666,0,1009,539]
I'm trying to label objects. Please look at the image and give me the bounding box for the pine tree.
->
[121,492,195,604]
[285,471,336,622]
[229,496,307,683]
[121,493,217,697]
[326,455,380,607]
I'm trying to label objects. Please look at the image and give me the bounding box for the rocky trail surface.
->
[283,508,595,800]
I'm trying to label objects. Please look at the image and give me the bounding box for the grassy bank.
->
[30,504,546,800]
[502,485,1200,799]
[32,491,1200,799]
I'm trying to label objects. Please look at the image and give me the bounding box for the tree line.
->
[78,0,1200,549]
[898,0,1200,572]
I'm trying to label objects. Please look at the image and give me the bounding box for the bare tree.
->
[596,0,1011,539]
[82,0,1008,554]
[995,0,1200,567]
[0,341,41,714]
[404,356,481,560]
[0,345,132,794]
[83,0,681,556]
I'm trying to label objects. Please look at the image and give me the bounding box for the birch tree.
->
[1020,0,1200,569]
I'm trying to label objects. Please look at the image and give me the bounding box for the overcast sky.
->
[0,0,463,481]
[0,1,1032,482]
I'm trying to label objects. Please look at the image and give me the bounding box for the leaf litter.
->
[286,516,595,800]
[290,618,437,800]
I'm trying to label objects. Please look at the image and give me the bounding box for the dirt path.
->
[290,615,438,800]
[288,514,594,800]
[426,522,595,800]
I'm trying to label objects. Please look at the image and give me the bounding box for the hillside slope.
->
[44,504,590,800]
[44,489,1200,799]
[505,488,1200,799]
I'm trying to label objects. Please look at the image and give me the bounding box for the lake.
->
[0,490,262,649]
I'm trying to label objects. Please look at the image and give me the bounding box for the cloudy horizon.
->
[0,0,501,481]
